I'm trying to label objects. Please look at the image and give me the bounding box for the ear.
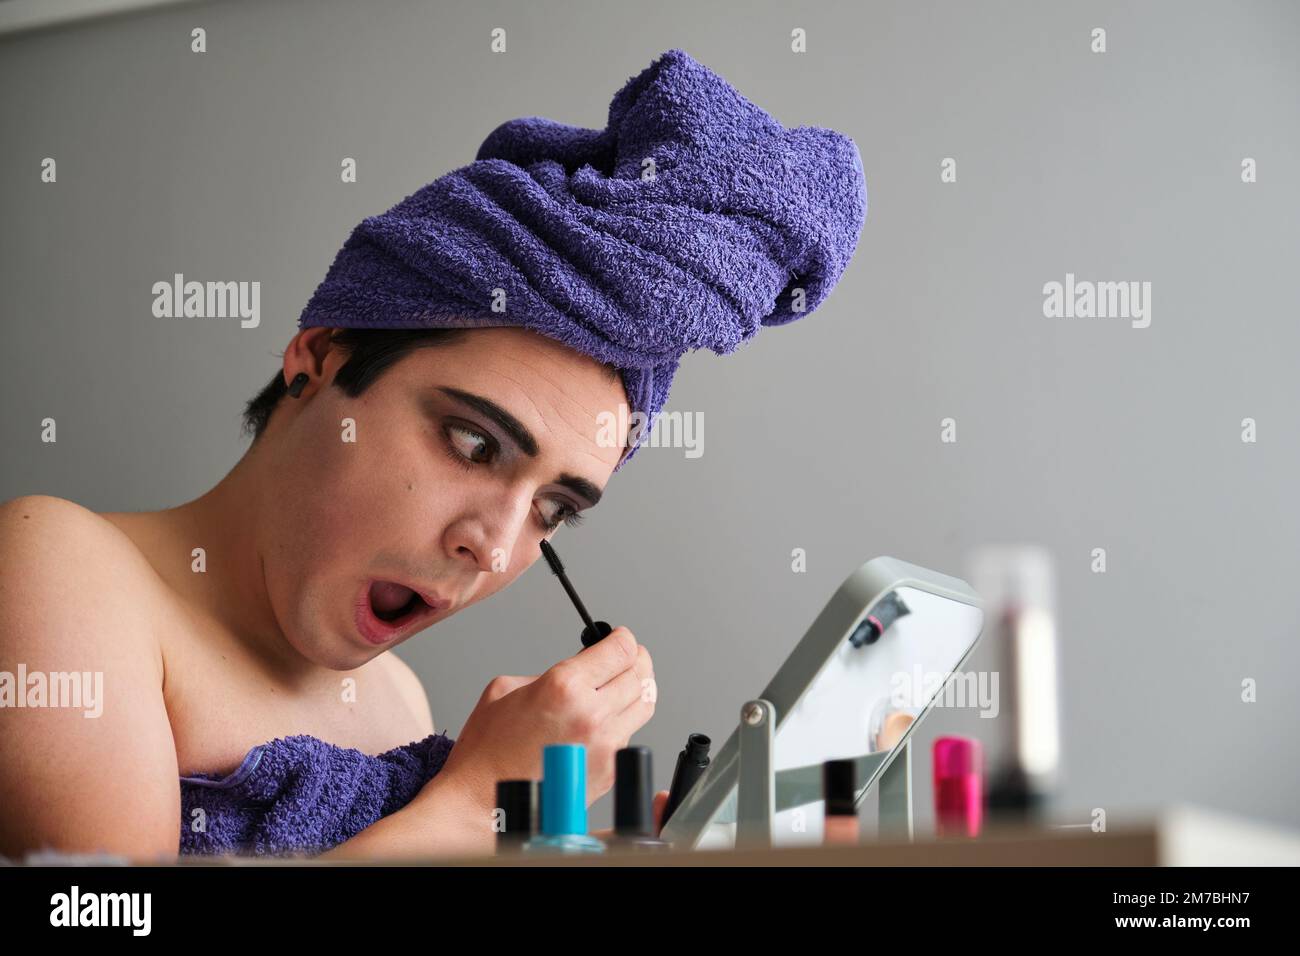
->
[281,328,338,394]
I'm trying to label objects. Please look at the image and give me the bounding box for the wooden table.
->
[206,803,1300,866]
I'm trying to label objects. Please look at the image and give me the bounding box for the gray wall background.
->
[3,0,1298,834]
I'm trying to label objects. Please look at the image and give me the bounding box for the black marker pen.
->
[659,733,711,835]
[538,539,613,648]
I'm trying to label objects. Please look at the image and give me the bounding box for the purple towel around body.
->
[178,731,455,857]
[298,47,868,469]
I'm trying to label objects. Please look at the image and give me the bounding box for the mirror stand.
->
[735,697,914,849]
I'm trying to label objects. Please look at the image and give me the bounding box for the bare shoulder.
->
[0,492,106,545]
[1,493,153,563]
[381,651,435,736]
[0,494,178,860]
[0,494,163,646]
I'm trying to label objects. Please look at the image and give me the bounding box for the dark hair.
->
[241,327,624,443]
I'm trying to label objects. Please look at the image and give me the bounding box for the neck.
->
[127,441,309,680]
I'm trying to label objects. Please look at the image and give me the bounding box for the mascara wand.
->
[538,539,614,648]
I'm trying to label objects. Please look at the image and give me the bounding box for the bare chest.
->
[159,615,428,779]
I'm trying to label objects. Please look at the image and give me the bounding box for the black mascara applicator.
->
[538,539,614,648]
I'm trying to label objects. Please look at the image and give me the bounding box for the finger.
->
[594,666,648,719]
[596,643,652,694]
[603,644,655,715]
[553,625,638,689]
[653,790,670,831]
[606,675,657,741]
[614,663,656,718]
[622,643,654,688]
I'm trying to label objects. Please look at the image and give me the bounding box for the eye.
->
[538,498,586,533]
[441,422,585,533]
[443,422,496,465]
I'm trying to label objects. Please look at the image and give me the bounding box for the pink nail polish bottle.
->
[933,736,983,838]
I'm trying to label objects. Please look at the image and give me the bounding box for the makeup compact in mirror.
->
[659,556,986,850]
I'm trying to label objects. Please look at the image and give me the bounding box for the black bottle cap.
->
[614,747,655,836]
[823,758,858,816]
[685,733,711,763]
[496,779,539,839]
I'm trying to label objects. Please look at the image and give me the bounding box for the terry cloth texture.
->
[298,48,867,469]
[178,732,454,856]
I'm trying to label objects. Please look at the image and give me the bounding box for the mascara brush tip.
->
[539,538,564,575]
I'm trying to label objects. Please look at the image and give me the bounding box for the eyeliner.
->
[538,539,613,647]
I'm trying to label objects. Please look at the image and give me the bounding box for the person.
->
[0,46,865,860]
[0,324,661,861]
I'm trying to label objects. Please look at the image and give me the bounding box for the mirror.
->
[695,585,985,848]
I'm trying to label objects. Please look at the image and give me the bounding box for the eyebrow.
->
[434,386,605,507]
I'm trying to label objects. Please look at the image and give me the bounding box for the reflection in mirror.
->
[701,586,984,847]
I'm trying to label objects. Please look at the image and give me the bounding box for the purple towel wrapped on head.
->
[179,732,455,856]
[298,47,867,468]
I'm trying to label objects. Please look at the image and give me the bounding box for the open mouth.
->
[356,580,446,644]
[369,581,428,623]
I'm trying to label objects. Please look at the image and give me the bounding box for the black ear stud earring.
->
[286,372,310,398]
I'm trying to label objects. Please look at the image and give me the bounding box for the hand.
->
[591,789,671,842]
[428,626,657,810]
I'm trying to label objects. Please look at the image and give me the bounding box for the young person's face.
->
[262,326,629,669]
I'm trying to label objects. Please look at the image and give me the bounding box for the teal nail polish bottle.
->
[522,744,606,855]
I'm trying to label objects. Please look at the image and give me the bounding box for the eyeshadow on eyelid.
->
[428,394,605,508]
